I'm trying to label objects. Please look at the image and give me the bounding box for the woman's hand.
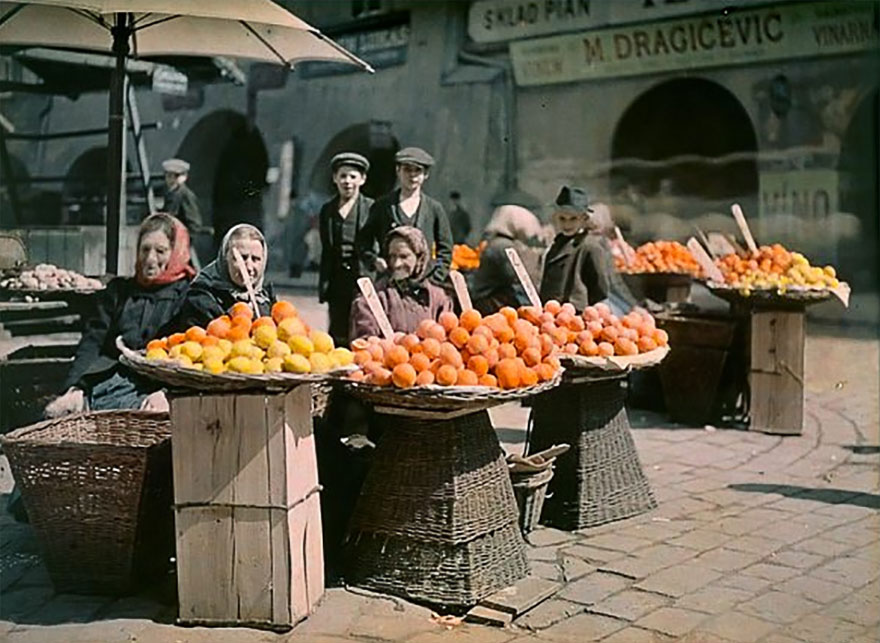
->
[45,387,85,419]
[140,391,170,413]
[375,257,388,273]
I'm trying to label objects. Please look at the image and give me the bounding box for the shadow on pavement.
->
[841,444,880,455]
[728,483,880,509]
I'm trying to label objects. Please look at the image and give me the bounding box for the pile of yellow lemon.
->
[144,300,353,375]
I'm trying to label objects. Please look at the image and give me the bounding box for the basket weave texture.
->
[344,410,528,607]
[531,375,657,530]
[511,467,554,534]
[1,411,173,594]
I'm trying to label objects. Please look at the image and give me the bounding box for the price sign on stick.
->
[356,277,395,340]
[505,247,542,309]
[830,282,851,308]
[449,270,473,311]
[614,226,636,267]
[231,247,261,315]
[731,203,758,254]
[686,237,724,284]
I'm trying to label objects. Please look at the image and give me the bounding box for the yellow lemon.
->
[309,330,334,354]
[267,340,291,359]
[288,335,314,357]
[249,359,265,375]
[218,339,233,357]
[330,347,354,367]
[190,363,204,371]
[175,355,194,368]
[226,356,252,373]
[146,348,168,361]
[231,339,254,358]
[169,344,184,358]
[309,352,332,374]
[265,357,284,373]
[248,346,265,361]
[203,357,226,374]
[202,345,225,363]
[253,324,278,349]
[277,317,309,342]
[283,354,311,374]
[181,341,204,362]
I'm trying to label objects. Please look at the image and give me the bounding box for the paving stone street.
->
[1,296,877,642]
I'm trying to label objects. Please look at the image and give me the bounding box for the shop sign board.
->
[509,2,879,86]
[760,169,839,220]
[299,19,409,79]
[469,0,773,44]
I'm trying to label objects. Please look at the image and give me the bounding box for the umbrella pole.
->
[105,13,130,275]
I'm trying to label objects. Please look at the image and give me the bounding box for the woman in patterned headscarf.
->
[349,226,452,339]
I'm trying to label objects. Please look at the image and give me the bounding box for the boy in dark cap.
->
[162,158,202,233]
[360,146,453,284]
[540,185,635,312]
[318,152,376,346]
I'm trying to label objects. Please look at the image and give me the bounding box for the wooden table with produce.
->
[118,300,355,631]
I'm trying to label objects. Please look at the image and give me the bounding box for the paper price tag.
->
[686,237,724,283]
[731,203,758,254]
[449,270,473,312]
[356,277,395,339]
[505,247,542,308]
[231,247,260,315]
[614,226,636,266]
[830,282,851,308]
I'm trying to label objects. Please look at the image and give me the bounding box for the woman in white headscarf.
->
[469,205,546,315]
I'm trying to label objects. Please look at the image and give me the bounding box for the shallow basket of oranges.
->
[615,241,702,277]
[117,301,356,392]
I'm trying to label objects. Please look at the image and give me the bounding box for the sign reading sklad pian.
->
[508,1,879,86]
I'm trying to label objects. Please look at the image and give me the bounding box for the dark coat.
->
[164,183,202,231]
[469,235,533,315]
[171,262,276,330]
[361,190,454,283]
[349,277,453,339]
[318,193,375,303]
[540,232,615,312]
[64,277,189,391]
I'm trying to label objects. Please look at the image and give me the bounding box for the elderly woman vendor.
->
[45,213,195,417]
[350,226,452,338]
[173,223,276,326]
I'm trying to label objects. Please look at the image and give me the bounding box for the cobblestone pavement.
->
[1,304,877,642]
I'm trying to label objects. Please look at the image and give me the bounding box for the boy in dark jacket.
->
[360,147,453,284]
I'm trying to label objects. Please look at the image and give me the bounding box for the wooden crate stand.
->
[170,386,323,630]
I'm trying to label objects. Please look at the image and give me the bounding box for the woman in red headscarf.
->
[45,213,196,417]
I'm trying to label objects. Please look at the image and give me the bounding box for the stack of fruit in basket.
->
[144,301,353,374]
[348,307,561,389]
[518,300,667,358]
[450,241,486,271]
[614,241,702,276]
[714,244,840,296]
[0,264,104,291]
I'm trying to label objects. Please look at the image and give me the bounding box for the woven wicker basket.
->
[510,467,554,534]
[705,283,836,307]
[1,411,174,595]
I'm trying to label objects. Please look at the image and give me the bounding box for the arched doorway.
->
[0,153,31,226]
[611,78,759,238]
[63,147,132,225]
[838,89,879,291]
[308,121,400,200]
[176,111,269,251]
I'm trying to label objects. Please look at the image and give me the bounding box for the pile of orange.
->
[348,306,561,389]
[715,244,839,294]
[450,241,487,271]
[517,300,667,358]
[615,240,702,276]
[144,300,352,375]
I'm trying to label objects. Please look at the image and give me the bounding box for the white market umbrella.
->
[0,0,373,273]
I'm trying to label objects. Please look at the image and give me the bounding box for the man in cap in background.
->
[318,152,375,347]
[162,158,202,234]
[360,146,453,284]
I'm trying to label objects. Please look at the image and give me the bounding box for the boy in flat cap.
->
[540,185,636,312]
[162,158,202,234]
[318,152,376,346]
[360,146,453,284]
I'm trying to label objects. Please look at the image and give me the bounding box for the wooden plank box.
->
[170,386,324,630]
[749,309,805,435]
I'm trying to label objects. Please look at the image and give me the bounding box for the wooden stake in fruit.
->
[614,226,636,267]
[356,277,395,340]
[231,247,261,316]
[504,247,542,309]
[686,237,724,284]
[731,203,758,255]
[449,270,474,311]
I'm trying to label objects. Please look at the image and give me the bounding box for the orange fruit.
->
[472,324,494,340]
[435,364,458,386]
[539,334,555,357]
[535,363,556,382]
[499,307,518,325]
[426,323,447,342]
[564,343,579,355]
[439,342,464,368]
[520,368,539,387]
[484,347,500,369]
[252,316,276,332]
[521,347,542,367]
[597,341,615,357]
[206,315,232,339]
[595,302,612,319]
[410,352,432,372]
[420,337,441,359]
[653,329,669,346]
[400,333,421,352]
[226,324,250,342]
[544,300,562,315]
[416,319,435,339]
[638,336,658,353]
[230,302,254,320]
[385,345,410,368]
[583,306,600,321]
[202,335,220,347]
[438,311,459,333]
[367,343,385,362]
[514,332,539,353]
[146,338,167,352]
[348,370,365,382]
[614,337,638,356]
[459,309,482,332]
[566,315,586,332]
[416,370,435,386]
[560,302,576,316]
[391,363,417,388]
[543,355,561,369]
[185,326,207,343]
[478,373,498,387]
[466,333,489,355]
[351,337,370,351]
[271,301,298,324]
[551,327,569,346]
[366,367,392,386]
[449,326,470,349]
[495,358,521,389]
[457,369,479,386]
[362,360,384,375]
[495,326,515,343]
[354,350,372,366]
[498,342,517,360]
[517,306,542,325]
[167,332,186,347]
[586,321,604,339]
[600,326,620,343]
[579,339,599,356]
[467,354,489,377]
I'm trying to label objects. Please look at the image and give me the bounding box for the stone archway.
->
[63,146,132,225]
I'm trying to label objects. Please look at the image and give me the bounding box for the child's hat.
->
[554,186,593,212]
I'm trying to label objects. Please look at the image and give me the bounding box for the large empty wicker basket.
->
[1,411,174,595]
